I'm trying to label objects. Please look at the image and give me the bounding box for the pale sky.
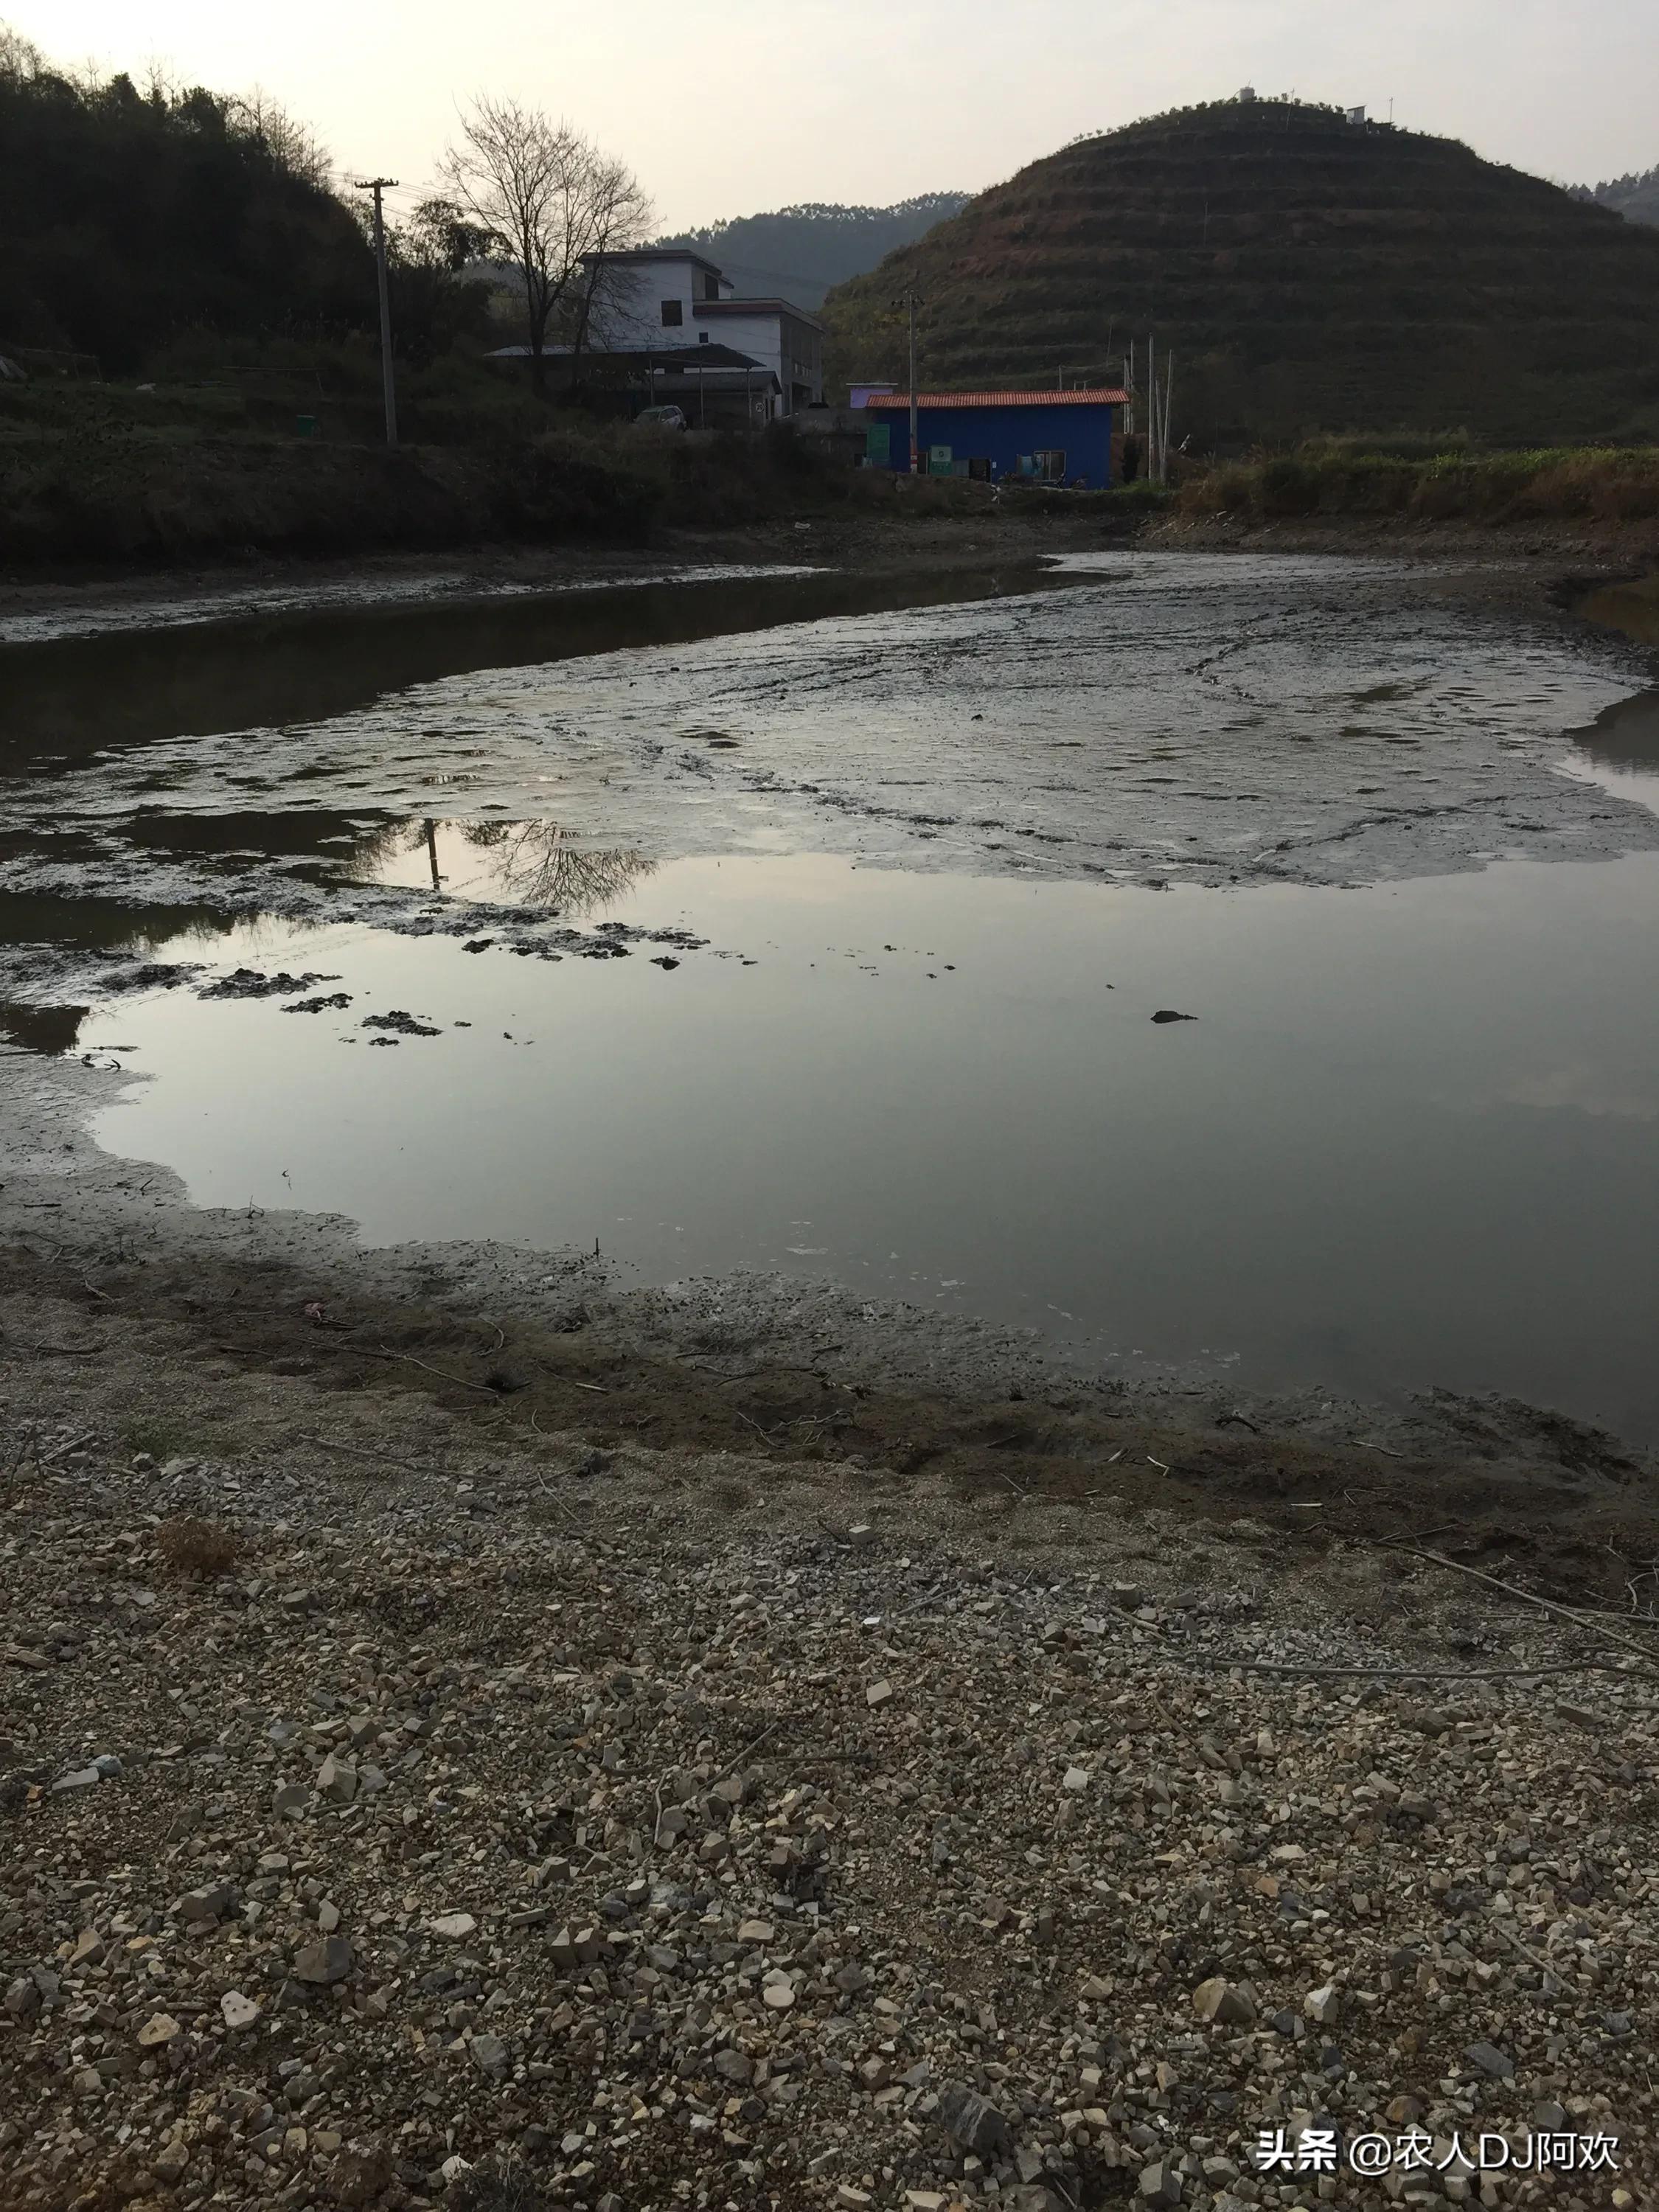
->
[16,0,1659,231]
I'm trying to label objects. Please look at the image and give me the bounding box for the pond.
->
[3,552,1656,1438]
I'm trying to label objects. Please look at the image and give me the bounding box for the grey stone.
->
[293,1936,353,1986]
[316,1753,358,1805]
[1192,1975,1256,2026]
[1464,2040,1514,2079]
[51,1767,101,1792]
[470,2034,511,2078]
[712,2048,753,2082]
[178,1883,233,1925]
[938,2080,1012,2158]
[90,1753,123,1779]
[1139,2158,1183,2206]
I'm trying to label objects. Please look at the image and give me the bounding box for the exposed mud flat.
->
[4,556,1655,923]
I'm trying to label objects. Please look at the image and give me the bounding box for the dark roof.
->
[863,389,1128,408]
[650,368,781,394]
[487,344,763,371]
[694,299,824,332]
[584,247,726,277]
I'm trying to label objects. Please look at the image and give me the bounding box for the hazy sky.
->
[15,0,1658,230]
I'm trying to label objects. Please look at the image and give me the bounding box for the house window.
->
[701,274,720,299]
[1034,448,1067,481]
[661,299,683,327]
[698,331,710,344]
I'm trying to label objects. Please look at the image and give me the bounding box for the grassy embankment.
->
[0,354,1174,568]
[1175,439,1659,524]
[0,361,855,565]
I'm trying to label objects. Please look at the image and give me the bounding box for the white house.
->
[583,248,824,417]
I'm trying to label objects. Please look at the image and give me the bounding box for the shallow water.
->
[3,553,1658,1439]
[53,848,1659,1441]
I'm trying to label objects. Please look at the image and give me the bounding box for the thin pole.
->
[1162,352,1174,481]
[908,291,920,473]
[357,178,399,448]
[1148,334,1157,481]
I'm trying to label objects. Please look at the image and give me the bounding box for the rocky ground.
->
[3,1273,1656,2212]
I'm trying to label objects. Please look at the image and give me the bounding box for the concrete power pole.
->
[357,178,400,447]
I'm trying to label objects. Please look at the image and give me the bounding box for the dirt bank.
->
[9,479,1655,640]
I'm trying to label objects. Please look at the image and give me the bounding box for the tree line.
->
[0,26,650,386]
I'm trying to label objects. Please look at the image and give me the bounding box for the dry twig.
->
[1384,1543,1659,1673]
[370,1348,498,1395]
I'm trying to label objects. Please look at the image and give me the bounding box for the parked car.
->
[635,404,688,431]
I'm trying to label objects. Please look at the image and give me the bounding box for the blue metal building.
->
[861,388,1128,487]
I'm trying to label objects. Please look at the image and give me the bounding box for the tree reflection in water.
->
[422,820,656,916]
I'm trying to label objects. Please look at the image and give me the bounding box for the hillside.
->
[655,195,969,309]
[822,101,1659,446]
[0,28,373,372]
[1576,165,1659,228]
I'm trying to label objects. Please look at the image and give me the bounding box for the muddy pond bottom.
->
[72,851,1659,1440]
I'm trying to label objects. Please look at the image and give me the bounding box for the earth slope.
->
[823,101,1659,445]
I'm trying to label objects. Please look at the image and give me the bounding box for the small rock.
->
[4,1977,41,2021]
[293,1936,353,1986]
[178,1882,232,1926]
[761,1978,796,2011]
[1140,2159,1183,2205]
[152,2141,190,2185]
[136,2013,181,2048]
[866,1678,894,1708]
[1304,1980,1341,2025]
[737,1919,774,1943]
[470,2033,511,2078]
[51,1767,101,1793]
[938,2080,1012,2158]
[1062,1764,1091,1792]
[1464,2040,1514,2079]
[316,1753,358,1805]
[220,1991,261,2031]
[1192,1975,1256,2026]
[428,1913,477,1939]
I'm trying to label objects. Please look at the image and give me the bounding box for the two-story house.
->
[582,248,824,417]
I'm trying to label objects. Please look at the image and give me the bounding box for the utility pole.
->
[1162,352,1175,482]
[356,178,399,446]
[893,287,922,473]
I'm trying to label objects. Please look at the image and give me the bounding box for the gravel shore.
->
[4,1293,1655,2212]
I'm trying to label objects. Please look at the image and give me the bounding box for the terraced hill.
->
[822,101,1659,445]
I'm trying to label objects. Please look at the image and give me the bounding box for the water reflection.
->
[446,824,653,913]
[366,819,655,916]
[0,1001,88,1056]
[1565,691,1659,815]
[0,564,1079,768]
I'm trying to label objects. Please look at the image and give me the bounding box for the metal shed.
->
[860,389,1130,488]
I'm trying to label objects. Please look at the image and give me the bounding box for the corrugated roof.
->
[863,389,1128,408]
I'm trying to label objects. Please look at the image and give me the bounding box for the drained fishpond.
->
[4,552,1658,1439]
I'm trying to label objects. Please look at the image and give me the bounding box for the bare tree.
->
[567,154,654,383]
[457,822,655,914]
[439,97,650,397]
